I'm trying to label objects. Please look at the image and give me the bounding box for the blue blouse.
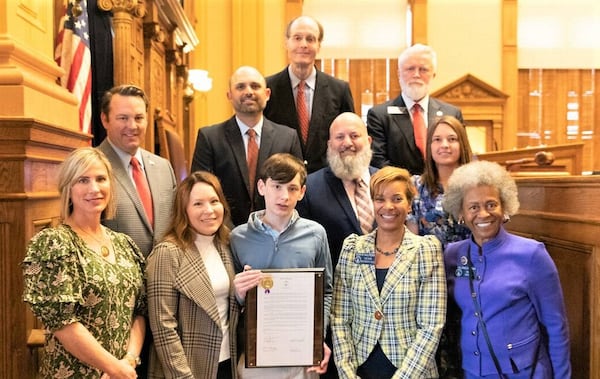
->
[409,175,471,249]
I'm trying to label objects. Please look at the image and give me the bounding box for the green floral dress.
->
[22,224,147,378]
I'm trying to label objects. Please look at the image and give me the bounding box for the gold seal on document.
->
[260,275,274,291]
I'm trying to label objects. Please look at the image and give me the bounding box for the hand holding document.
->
[245,268,324,368]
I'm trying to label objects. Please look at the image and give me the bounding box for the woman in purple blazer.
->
[443,161,571,378]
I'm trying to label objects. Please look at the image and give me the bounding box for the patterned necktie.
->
[355,179,374,234]
[247,129,259,198]
[130,156,154,227]
[412,103,427,157]
[296,80,310,144]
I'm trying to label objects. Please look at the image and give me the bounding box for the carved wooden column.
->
[98,0,146,86]
[143,1,167,150]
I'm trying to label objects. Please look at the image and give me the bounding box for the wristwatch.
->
[124,351,141,367]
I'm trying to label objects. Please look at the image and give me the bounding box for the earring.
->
[503,214,511,223]
[457,216,465,225]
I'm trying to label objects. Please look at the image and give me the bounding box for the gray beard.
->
[327,147,372,181]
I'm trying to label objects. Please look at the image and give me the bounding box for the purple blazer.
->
[445,227,571,378]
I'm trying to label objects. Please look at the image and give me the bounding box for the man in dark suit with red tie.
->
[191,66,303,226]
[367,43,463,175]
[263,16,355,174]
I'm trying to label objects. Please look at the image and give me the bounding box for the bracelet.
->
[123,351,141,367]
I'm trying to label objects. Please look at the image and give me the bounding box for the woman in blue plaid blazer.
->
[331,166,446,378]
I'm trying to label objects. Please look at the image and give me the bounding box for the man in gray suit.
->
[98,85,177,256]
[191,66,303,226]
[97,84,177,377]
[367,43,464,175]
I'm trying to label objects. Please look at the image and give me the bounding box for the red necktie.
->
[355,179,374,234]
[130,157,154,227]
[412,103,427,157]
[296,80,309,144]
[247,129,259,197]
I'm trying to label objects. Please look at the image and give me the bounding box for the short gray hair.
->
[443,160,520,219]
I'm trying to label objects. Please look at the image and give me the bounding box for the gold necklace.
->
[74,225,110,257]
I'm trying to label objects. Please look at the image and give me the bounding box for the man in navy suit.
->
[191,66,303,226]
[297,112,377,379]
[298,112,377,270]
[367,43,463,175]
[263,15,355,174]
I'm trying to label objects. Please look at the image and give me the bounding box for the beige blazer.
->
[146,240,240,379]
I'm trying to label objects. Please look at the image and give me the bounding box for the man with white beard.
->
[297,112,377,270]
[297,112,377,379]
[366,44,463,175]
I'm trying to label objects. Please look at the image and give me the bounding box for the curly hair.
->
[442,160,520,219]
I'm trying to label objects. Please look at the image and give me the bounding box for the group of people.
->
[21,14,571,379]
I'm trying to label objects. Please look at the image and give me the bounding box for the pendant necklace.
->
[375,245,401,256]
[75,225,110,257]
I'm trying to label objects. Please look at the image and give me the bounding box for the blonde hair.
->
[58,147,116,220]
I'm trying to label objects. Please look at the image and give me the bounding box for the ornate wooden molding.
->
[431,74,508,103]
[155,0,199,50]
[144,22,165,42]
[97,0,146,18]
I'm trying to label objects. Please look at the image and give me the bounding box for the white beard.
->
[327,146,372,181]
[402,82,429,102]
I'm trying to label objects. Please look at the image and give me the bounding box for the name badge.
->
[387,106,407,115]
[455,265,475,278]
[355,253,375,265]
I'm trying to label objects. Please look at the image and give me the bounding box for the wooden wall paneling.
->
[508,176,600,379]
[374,59,390,104]
[519,69,599,171]
[346,59,362,117]
[594,72,600,172]
[576,69,595,172]
[318,58,400,119]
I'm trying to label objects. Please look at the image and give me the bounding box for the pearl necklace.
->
[74,225,110,257]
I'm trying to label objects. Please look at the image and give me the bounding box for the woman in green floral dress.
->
[22,147,146,379]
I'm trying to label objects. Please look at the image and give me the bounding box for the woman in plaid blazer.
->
[146,172,240,379]
[331,166,446,378]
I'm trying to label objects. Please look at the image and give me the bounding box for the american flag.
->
[55,0,92,134]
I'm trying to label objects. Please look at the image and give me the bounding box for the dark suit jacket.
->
[264,67,355,173]
[297,166,378,269]
[191,116,303,226]
[97,140,177,256]
[367,96,463,175]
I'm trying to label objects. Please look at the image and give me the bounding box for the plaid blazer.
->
[146,240,240,379]
[331,229,446,378]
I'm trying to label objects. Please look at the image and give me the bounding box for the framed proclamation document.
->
[245,268,325,367]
